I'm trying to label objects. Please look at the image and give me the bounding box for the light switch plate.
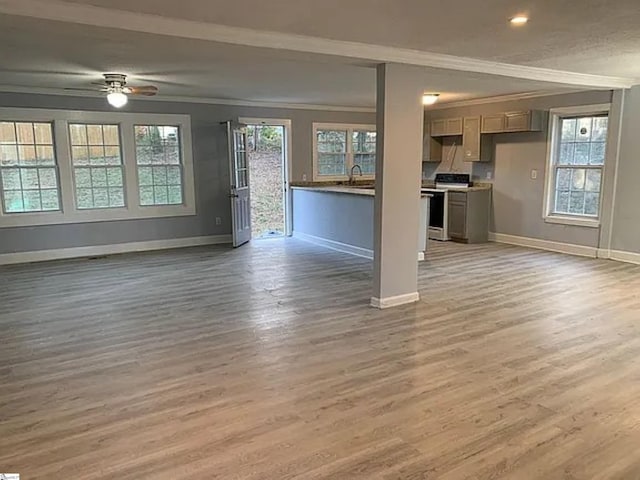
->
[531,169,538,180]
[302,174,307,181]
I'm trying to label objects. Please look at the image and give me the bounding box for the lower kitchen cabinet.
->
[447,189,491,243]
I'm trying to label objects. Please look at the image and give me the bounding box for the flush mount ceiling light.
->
[510,15,529,25]
[422,93,440,105]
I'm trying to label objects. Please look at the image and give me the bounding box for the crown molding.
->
[0,0,637,89]
[427,89,592,110]
[0,85,376,113]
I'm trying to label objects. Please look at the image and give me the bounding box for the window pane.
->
[561,118,576,142]
[91,168,108,187]
[69,124,87,146]
[585,170,602,192]
[558,143,574,165]
[34,123,53,144]
[1,168,21,190]
[555,190,570,214]
[1,145,18,166]
[103,125,120,145]
[571,169,586,191]
[589,142,606,165]
[76,188,93,209]
[93,188,109,208]
[36,146,55,166]
[584,192,600,216]
[89,146,105,165]
[87,125,104,145]
[22,190,42,211]
[106,167,123,187]
[108,188,125,207]
[569,192,585,214]
[3,191,24,212]
[40,189,59,210]
[318,153,346,176]
[0,122,17,144]
[556,168,572,190]
[16,123,35,144]
[18,145,37,165]
[167,185,183,205]
[574,143,590,164]
[20,169,39,189]
[75,169,91,188]
[38,168,57,189]
[592,117,608,142]
[575,117,593,142]
[317,130,346,153]
[135,125,183,206]
[354,153,376,175]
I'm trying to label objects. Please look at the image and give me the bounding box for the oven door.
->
[429,191,445,229]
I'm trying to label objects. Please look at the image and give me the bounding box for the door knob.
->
[229,193,239,198]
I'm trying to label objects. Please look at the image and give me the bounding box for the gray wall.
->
[292,189,374,251]
[611,86,640,254]
[424,90,615,248]
[0,92,374,254]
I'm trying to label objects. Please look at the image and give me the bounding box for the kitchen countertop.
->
[292,185,432,198]
[421,181,493,192]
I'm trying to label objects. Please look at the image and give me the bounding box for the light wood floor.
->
[2,239,640,479]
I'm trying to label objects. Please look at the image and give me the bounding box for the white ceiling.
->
[0,14,580,108]
[55,0,640,79]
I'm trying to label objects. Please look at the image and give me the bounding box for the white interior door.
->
[228,121,251,247]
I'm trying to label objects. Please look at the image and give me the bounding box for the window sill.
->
[0,205,197,228]
[544,215,600,228]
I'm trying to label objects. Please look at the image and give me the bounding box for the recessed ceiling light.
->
[422,93,440,105]
[510,15,528,25]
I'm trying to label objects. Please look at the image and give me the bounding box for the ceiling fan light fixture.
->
[107,91,128,108]
[422,93,440,106]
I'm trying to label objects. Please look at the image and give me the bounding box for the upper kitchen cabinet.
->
[431,117,463,137]
[462,116,493,162]
[423,119,443,162]
[481,110,545,134]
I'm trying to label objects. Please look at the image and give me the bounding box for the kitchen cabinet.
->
[447,189,491,243]
[423,117,443,162]
[462,116,493,162]
[431,117,463,137]
[481,110,544,133]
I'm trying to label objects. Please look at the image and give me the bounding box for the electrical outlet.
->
[302,174,307,181]
[486,171,493,180]
[531,169,538,180]
[215,217,222,226]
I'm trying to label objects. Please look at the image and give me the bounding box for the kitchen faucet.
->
[349,164,363,184]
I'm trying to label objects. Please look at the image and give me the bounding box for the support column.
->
[371,63,424,309]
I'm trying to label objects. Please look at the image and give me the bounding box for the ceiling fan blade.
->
[64,87,103,93]
[128,85,159,96]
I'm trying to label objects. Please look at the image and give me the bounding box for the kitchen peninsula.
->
[291,184,430,261]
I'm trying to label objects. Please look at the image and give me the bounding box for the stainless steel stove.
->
[422,174,472,241]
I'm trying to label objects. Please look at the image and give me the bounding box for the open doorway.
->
[241,118,291,239]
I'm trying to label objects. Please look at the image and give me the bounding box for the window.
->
[135,125,183,206]
[0,121,60,213]
[544,105,609,227]
[69,123,125,209]
[313,123,376,180]
[0,108,195,228]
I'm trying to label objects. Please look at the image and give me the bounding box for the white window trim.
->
[312,122,376,181]
[0,108,196,228]
[542,103,610,229]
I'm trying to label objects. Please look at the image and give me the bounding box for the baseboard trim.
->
[293,231,374,259]
[371,292,420,309]
[488,232,598,258]
[609,249,640,265]
[0,235,232,266]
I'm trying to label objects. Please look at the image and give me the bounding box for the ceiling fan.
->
[65,73,158,108]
